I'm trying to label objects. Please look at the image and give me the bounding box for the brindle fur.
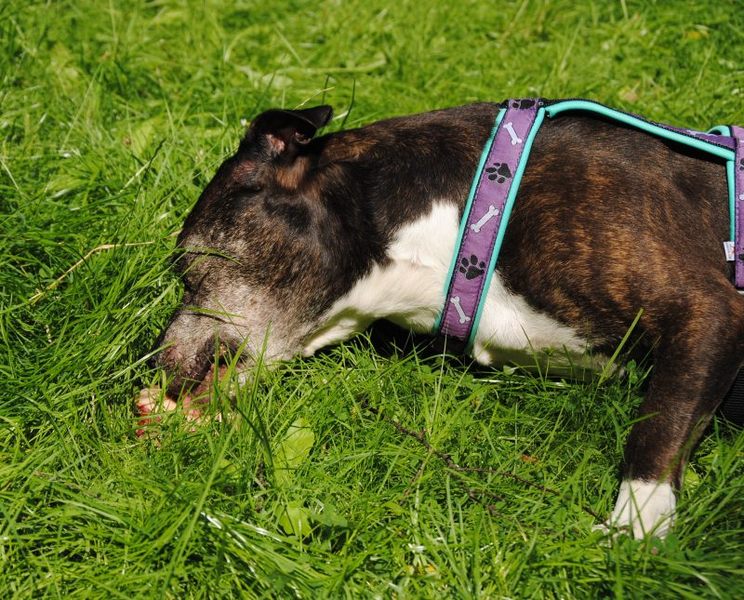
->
[157,102,744,491]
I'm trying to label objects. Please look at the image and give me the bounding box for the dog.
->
[140,101,744,539]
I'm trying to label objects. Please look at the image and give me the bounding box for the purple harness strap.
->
[733,125,744,288]
[438,98,744,348]
[438,99,543,344]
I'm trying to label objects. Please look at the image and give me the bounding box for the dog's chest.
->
[303,202,593,368]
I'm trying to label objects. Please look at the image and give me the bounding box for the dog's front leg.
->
[607,284,744,538]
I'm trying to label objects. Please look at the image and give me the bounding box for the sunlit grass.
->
[1,0,743,596]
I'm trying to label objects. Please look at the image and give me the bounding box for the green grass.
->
[2,0,743,597]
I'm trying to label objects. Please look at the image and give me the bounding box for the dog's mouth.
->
[170,359,232,402]
[157,336,243,395]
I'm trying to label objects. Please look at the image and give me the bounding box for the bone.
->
[450,295,471,324]
[470,204,499,233]
[504,121,522,145]
[135,386,178,439]
[135,363,230,438]
[136,386,178,415]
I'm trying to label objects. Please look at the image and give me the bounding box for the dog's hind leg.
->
[607,276,744,538]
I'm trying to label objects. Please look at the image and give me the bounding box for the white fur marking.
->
[302,202,457,354]
[606,479,676,538]
[302,201,593,368]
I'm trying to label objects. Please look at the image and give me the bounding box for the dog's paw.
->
[598,479,676,539]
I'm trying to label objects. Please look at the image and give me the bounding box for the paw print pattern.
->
[485,162,512,183]
[511,99,536,110]
[739,158,744,171]
[459,254,486,280]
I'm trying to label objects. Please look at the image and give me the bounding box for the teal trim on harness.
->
[466,106,547,350]
[433,108,505,334]
[545,100,736,161]
[709,125,732,136]
[709,125,736,241]
[545,101,737,243]
[726,156,736,242]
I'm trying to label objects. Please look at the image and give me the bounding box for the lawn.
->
[1,0,743,597]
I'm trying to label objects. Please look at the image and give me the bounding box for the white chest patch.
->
[302,201,592,367]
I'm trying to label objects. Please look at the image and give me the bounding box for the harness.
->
[435,98,744,350]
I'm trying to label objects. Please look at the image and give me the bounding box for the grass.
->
[1,0,743,597]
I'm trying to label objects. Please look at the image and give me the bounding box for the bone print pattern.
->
[449,295,470,324]
[503,122,523,145]
[470,204,500,233]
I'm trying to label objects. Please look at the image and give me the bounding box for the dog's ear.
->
[244,105,333,161]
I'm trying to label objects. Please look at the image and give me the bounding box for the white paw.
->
[599,479,676,539]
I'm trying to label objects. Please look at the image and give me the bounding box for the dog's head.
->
[156,106,387,394]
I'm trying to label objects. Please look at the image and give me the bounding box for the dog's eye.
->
[181,270,208,297]
[241,183,263,195]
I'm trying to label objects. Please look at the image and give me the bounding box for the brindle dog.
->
[140,103,744,537]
